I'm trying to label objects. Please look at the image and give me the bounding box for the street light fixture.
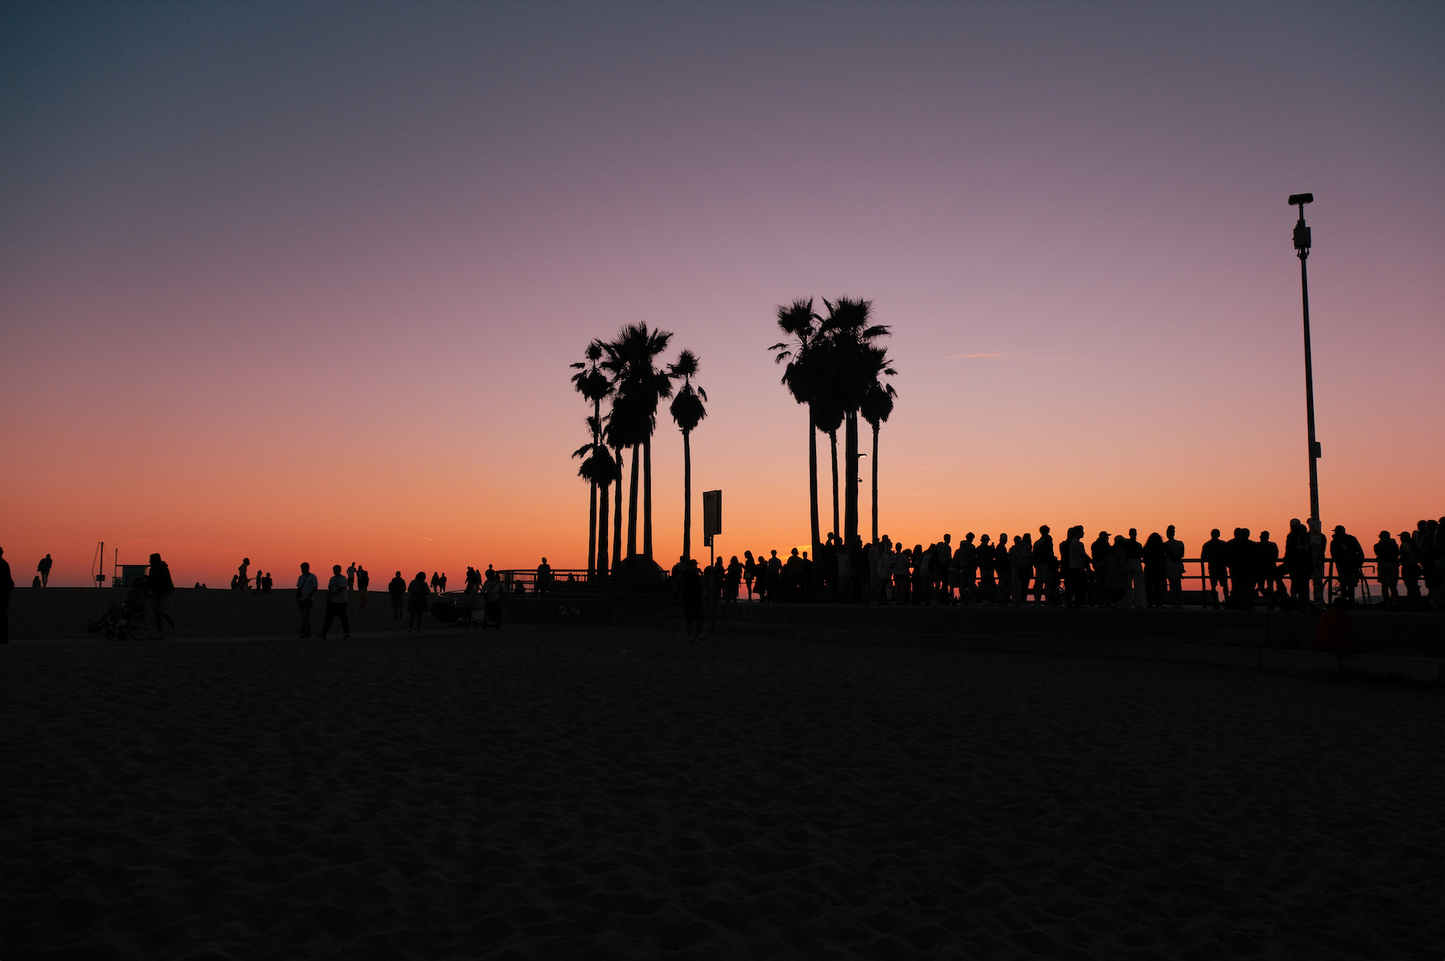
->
[1290,191,1323,603]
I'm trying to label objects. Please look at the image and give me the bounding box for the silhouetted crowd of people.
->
[682,516,1444,613]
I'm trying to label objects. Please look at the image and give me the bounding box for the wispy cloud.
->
[947,351,1027,359]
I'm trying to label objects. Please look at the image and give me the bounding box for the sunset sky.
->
[2,1,1441,587]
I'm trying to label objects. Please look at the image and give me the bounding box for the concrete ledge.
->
[680,612,1442,684]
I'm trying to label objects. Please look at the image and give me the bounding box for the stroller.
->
[87,578,151,640]
[430,591,477,628]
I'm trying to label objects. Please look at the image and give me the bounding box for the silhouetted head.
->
[1211,529,1221,539]
[150,553,162,562]
[979,534,990,545]
[965,532,974,542]
[333,565,342,575]
[1333,525,1346,535]
[1379,531,1390,540]
[1260,531,1270,541]
[416,572,426,581]
[944,534,951,544]
[243,558,249,565]
[1039,525,1049,535]
[1113,536,1125,547]
[1146,532,1162,547]
[394,570,401,577]
[1167,525,1175,537]
[300,562,310,572]
[771,550,777,558]
[791,548,799,557]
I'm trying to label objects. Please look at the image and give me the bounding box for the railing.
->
[437,558,1424,608]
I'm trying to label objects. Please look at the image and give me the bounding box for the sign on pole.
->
[702,489,722,547]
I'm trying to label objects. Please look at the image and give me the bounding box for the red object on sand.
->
[1313,610,1356,652]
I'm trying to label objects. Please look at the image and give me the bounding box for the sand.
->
[1,627,1440,959]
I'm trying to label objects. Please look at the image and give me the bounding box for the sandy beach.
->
[1,627,1439,959]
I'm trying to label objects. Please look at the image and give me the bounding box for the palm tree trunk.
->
[808,410,820,561]
[829,431,840,540]
[626,444,640,560]
[871,423,880,545]
[844,412,859,545]
[596,478,610,579]
[682,429,692,561]
[612,446,625,569]
[643,438,653,562]
[587,478,598,577]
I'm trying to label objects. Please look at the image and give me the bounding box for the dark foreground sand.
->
[1,628,1440,960]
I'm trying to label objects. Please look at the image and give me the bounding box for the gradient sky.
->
[2,1,1442,587]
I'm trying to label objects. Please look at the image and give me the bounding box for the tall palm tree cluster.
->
[772,298,897,562]
[572,324,707,579]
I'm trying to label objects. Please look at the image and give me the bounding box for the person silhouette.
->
[388,570,406,619]
[743,551,756,600]
[37,553,52,588]
[316,564,351,639]
[1089,531,1110,606]
[0,547,13,643]
[408,571,430,632]
[1257,531,1282,606]
[1374,531,1400,607]
[148,553,177,637]
[1399,532,1421,602]
[237,557,250,593]
[1143,533,1166,609]
[1034,526,1056,605]
[1330,525,1365,606]
[536,558,552,595]
[355,565,369,612]
[297,562,319,637]
[1200,529,1227,609]
[347,563,357,591]
[1164,526,1185,609]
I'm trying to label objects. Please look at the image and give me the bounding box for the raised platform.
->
[656,601,1445,683]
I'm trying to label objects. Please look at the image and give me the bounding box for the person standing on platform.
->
[37,554,52,587]
[237,557,250,593]
[480,568,502,630]
[0,547,14,643]
[1164,526,1185,609]
[296,562,319,637]
[149,553,178,637]
[536,558,552,596]
[1374,531,1400,607]
[1308,518,1327,606]
[346,563,357,591]
[316,565,350,639]
[1330,526,1365,607]
[1283,520,1312,607]
[1201,529,1228,609]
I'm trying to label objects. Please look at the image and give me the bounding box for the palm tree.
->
[571,342,612,576]
[818,297,892,547]
[574,438,617,578]
[668,350,707,561]
[602,323,674,565]
[860,378,897,546]
[770,299,822,560]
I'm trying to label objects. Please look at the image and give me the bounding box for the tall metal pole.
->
[1290,192,1322,603]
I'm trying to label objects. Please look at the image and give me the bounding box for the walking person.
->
[297,562,319,637]
[37,553,53,587]
[0,547,13,643]
[388,571,406,618]
[237,557,250,593]
[148,552,178,637]
[480,568,502,630]
[316,564,351,639]
[408,571,430,632]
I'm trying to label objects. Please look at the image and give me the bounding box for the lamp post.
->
[1289,192,1323,602]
